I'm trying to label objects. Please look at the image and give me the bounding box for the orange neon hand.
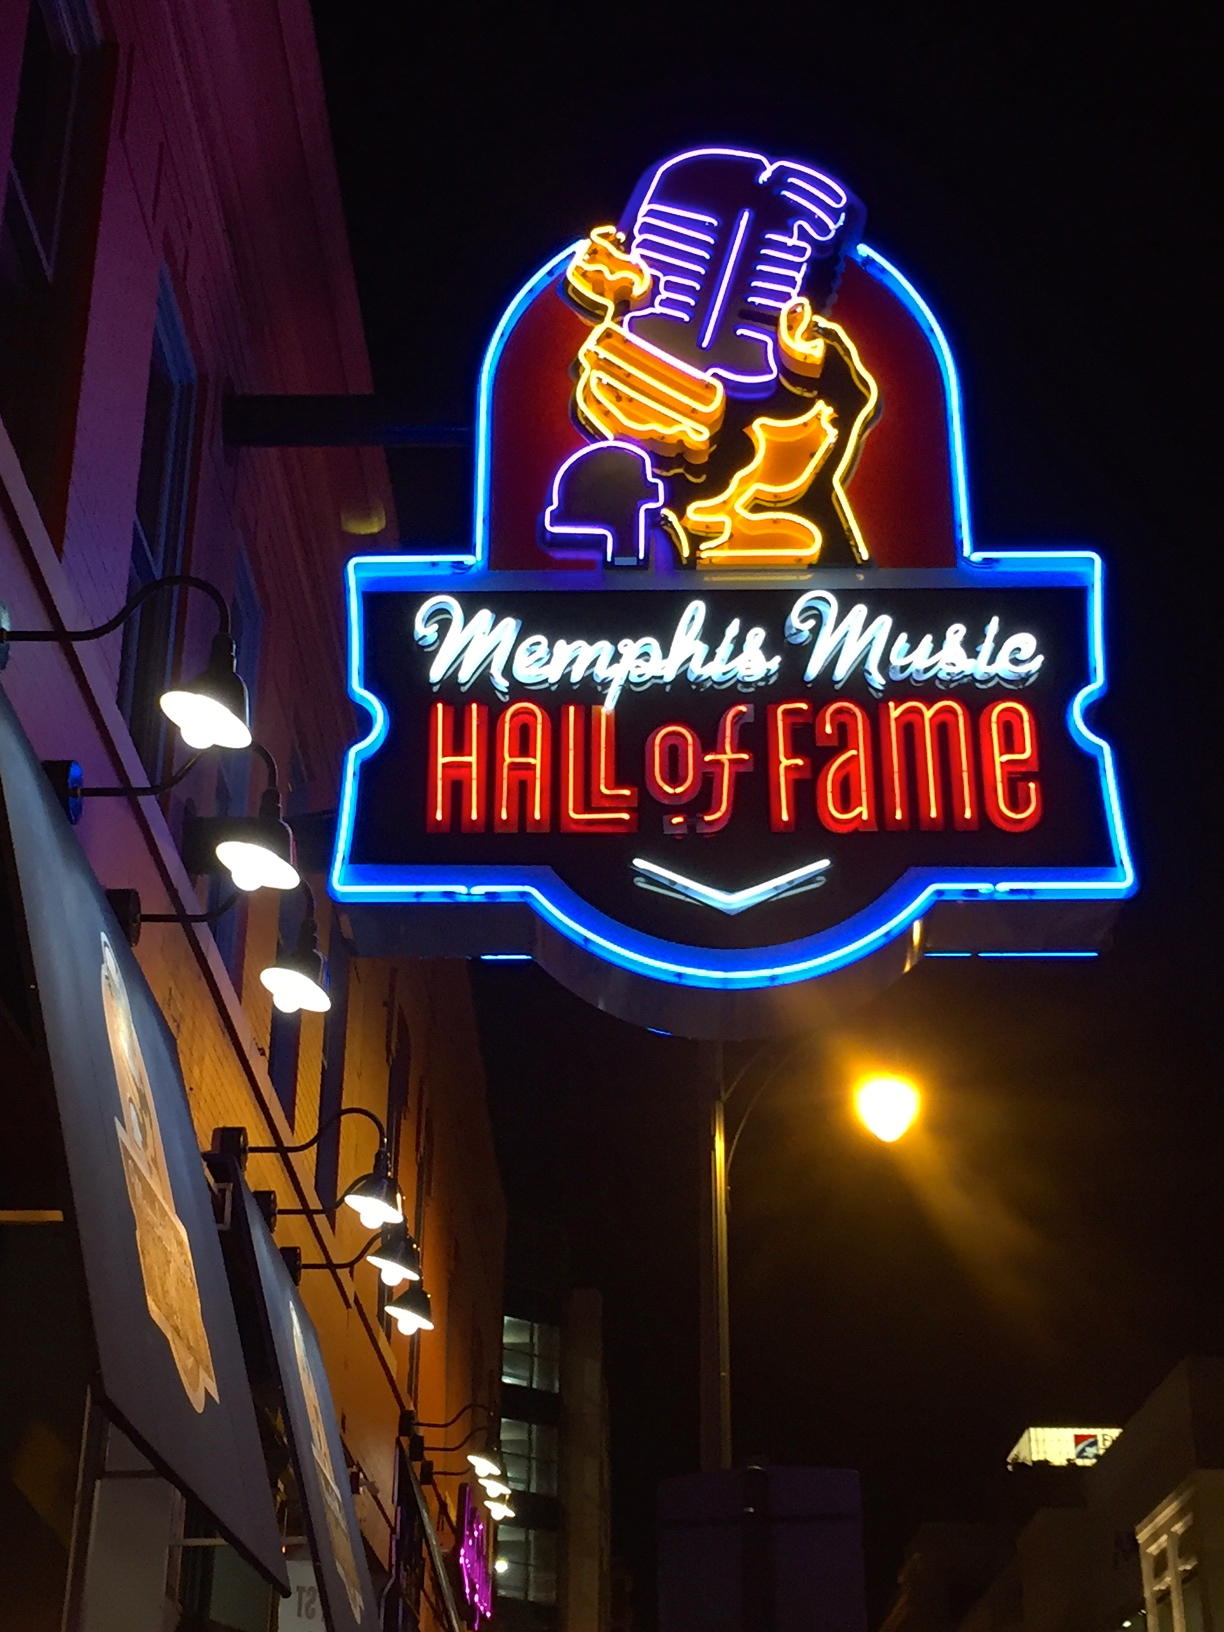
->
[567,228,726,465]
[683,304,879,568]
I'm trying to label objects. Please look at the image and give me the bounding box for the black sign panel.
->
[0,685,286,1589]
[225,1176,378,1632]
[337,568,1123,966]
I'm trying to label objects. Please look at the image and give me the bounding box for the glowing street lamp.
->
[853,1074,922,1143]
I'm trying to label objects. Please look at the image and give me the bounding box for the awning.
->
[0,684,288,1591]
[216,1166,379,1632]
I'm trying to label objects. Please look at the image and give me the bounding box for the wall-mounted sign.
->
[1006,1426,1121,1468]
[0,686,286,1588]
[332,147,1133,1035]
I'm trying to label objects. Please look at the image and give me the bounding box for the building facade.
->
[497,1222,612,1631]
[0,2,505,1628]
[881,1358,1224,1631]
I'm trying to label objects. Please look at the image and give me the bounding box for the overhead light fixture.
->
[3,575,251,757]
[212,748,299,890]
[159,630,251,750]
[467,1451,504,1482]
[485,1499,515,1523]
[479,1476,512,1500]
[493,1558,509,1575]
[343,1144,403,1230]
[386,1283,434,1336]
[365,1223,421,1286]
[259,888,330,1015]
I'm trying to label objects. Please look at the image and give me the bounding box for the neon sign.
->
[331,146,1134,1036]
[455,1485,493,1627]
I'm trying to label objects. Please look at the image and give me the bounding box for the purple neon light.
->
[622,146,860,393]
[543,441,665,565]
[457,1487,493,1624]
[699,205,753,351]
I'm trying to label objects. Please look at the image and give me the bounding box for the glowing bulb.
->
[215,839,300,892]
[259,964,331,1015]
[479,1477,512,1499]
[485,1500,515,1522]
[853,1074,921,1143]
[494,1558,509,1575]
[159,689,252,751]
[468,1453,503,1480]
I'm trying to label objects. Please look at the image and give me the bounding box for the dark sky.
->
[308,4,1218,1618]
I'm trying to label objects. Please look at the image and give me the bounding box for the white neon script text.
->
[410,592,1044,708]
[785,592,1043,691]
[413,595,780,710]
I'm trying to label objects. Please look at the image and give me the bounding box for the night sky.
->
[308,5,1217,1617]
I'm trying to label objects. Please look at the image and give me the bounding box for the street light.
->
[699,1044,922,1471]
[853,1074,922,1143]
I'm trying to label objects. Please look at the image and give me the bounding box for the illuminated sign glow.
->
[331,146,1133,1033]
[456,1485,493,1626]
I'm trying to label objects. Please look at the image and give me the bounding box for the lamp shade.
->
[479,1477,512,1500]
[259,918,330,1015]
[343,1145,402,1229]
[365,1224,421,1287]
[485,1499,515,1523]
[467,1451,504,1481]
[160,632,252,750]
[386,1284,433,1336]
[214,788,300,892]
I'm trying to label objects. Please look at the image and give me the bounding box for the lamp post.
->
[698,1044,921,1472]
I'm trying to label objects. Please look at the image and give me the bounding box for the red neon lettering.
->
[883,699,977,830]
[645,722,703,805]
[767,701,813,831]
[699,704,754,833]
[981,700,1042,830]
[428,702,487,832]
[560,706,637,832]
[815,700,877,832]
[494,702,551,832]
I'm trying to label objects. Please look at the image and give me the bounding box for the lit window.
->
[501,1316,559,1392]
[500,1417,558,1498]
[496,1525,556,1605]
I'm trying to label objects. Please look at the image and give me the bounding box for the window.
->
[266,885,305,1120]
[502,1316,560,1392]
[501,1418,558,1498]
[496,1525,557,1606]
[1139,1490,1203,1632]
[0,0,105,526]
[118,277,197,775]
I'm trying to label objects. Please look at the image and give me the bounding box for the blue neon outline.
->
[330,228,1135,990]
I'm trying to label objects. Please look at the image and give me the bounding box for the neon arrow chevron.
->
[631,857,831,915]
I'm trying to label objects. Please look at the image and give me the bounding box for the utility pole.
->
[697,1042,732,1472]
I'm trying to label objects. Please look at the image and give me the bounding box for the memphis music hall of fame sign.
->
[331,146,1133,1036]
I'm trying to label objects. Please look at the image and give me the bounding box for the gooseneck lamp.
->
[244,1106,404,1228]
[205,743,300,892]
[365,1223,422,1286]
[2,574,251,751]
[386,1283,434,1336]
[259,884,331,1015]
[298,1222,421,1288]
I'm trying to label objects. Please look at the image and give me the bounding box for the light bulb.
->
[853,1074,921,1143]
[159,689,252,751]
[468,1453,503,1480]
[485,1500,515,1522]
[259,964,331,1015]
[494,1559,509,1574]
[479,1477,512,1499]
[215,839,300,892]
